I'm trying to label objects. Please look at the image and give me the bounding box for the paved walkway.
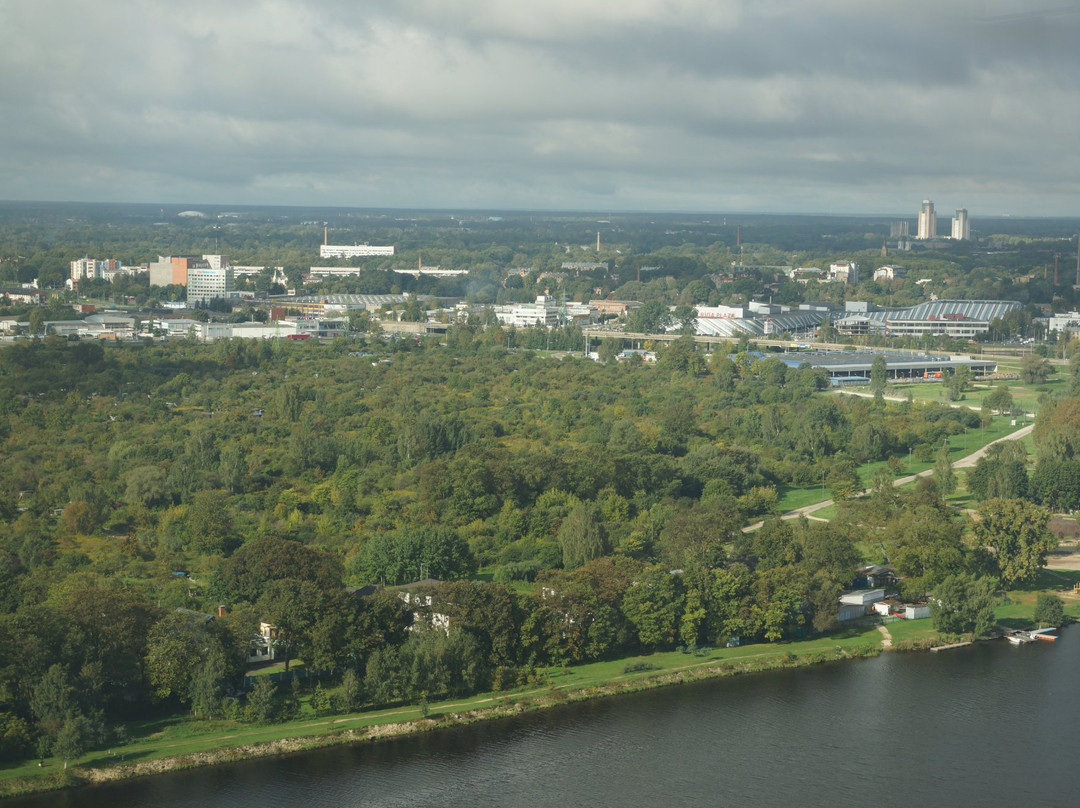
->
[742,422,1035,532]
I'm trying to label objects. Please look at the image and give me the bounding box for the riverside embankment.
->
[0,626,884,799]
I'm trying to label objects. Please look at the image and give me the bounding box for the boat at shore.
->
[1006,627,1057,644]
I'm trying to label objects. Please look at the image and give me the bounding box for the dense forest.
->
[2,329,1075,765]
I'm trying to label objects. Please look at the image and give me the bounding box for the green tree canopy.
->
[972,498,1056,588]
[930,573,998,637]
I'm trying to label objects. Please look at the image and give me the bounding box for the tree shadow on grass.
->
[826,625,877,641]
[997,617,1034,630]
[1010,568,1080,592]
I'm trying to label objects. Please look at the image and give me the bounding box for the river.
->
[11,630,1078,807]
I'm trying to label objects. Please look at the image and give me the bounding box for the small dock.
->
[1003,627,1058,645]
[930,641,973,653]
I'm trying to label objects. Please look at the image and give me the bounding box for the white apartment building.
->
[70,257,122,283]
[917,200,937,240]
[828,261,858,284]
[951,208,970,241]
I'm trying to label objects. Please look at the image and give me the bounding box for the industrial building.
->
[493,295,594,328]
[318,244,395,259]
[833,299,1021,338]
[268,293,408,317]
[763,350,997,384]
[693,302,833,339]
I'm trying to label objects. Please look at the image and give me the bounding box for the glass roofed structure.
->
[834,300,1021,338]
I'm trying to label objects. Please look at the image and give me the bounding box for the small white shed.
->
[840,589,886,607]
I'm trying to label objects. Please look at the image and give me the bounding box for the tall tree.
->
[1019,354,1053,384]
[973,499,1056,588]
[930,573,998,637]
[869,355,887,400]
[933,444,957,497]
[984,386,1014,416]
[621,567,684,649]
[52,715,87,770]
[558,503,607,569]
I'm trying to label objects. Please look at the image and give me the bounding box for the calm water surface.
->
[13,630,1079,808]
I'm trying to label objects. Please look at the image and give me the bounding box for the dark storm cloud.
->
[1,0,1079,213]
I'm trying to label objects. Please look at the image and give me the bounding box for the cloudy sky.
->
[2,0,1080,215]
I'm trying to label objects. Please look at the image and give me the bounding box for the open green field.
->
[891,382,1054,416]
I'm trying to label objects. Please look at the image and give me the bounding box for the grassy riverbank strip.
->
[0,625,883,799]
[8,583,1076,800]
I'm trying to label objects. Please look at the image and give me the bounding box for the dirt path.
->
[877,624,893,649]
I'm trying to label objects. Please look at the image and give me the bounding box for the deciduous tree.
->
[930,573,998,637]
[973,498,1056,588]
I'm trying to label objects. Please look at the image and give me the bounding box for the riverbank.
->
[6,597,1074,802]
[0,626,884,799]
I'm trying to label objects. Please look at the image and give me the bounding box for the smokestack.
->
[1076,225,1080,286]
[597,231,601,252]
[1055,254,1060,286]
[323,226,327,246]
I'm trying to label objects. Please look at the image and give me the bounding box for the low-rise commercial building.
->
[318,244,395,259]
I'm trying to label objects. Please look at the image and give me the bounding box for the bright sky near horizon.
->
[2,0,1079,216]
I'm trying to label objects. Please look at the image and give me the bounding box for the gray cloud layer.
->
[2,0,1079,214]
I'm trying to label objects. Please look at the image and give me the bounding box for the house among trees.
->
[398,580,451,634]
[247,621,279,665]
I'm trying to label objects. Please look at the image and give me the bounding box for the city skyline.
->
[3,1,1080,216]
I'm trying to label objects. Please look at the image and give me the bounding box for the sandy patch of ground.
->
[1047,551,1080,571]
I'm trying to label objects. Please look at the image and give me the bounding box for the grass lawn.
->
[246,660,305,678]
[883,618,938,646]
[775,484,831,512]
[540,624,881,691]
[882,373,1062,417]
[995,577,1080,629]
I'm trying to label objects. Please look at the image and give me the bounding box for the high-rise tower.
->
[951,208,970,240]
[917,200,937,240]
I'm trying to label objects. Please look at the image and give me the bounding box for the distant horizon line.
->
[0,198,1076,222]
